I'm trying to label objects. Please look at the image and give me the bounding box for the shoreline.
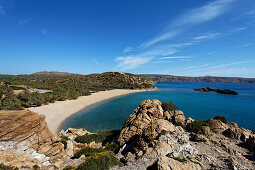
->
[28,89,150,135]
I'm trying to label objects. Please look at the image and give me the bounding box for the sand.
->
[28,89,146,135]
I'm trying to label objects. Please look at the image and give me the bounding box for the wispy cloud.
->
[41,28,48,35]
[173,0,235,27]
[159,56,192,60]
[115,42,193,70]
[185,64,209,70]
[19,17,34,25]
[0,5,6,16]
[123,47,135,53]
[139,0,235,48]
[236,43,252,48]
[115,56,153,70]
[194,33,221,40]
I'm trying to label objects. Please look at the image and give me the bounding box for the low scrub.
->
[162,101,177,112]
[74,130,120,144]
[187,120,209,133]
[72,147,106,159]
[76,151,123,170]
[214,115,227,123]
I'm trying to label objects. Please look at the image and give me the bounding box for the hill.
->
[139,74,255,83]
[0,72,155,110]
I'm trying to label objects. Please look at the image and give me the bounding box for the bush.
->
[74,130,120,144]
[72,147,106,159]
[214,115,227,123]
[0,163,18,170]
[105,142,120,153]
[63,165,75,170]
[61,136,69,149]
[162,102,177,111]
[76,151,123,170]
[187,120,209,133]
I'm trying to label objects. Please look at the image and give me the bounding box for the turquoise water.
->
[61,82,255,132]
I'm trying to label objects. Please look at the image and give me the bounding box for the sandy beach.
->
[28,89,146,135]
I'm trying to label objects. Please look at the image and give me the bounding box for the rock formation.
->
[0,100,254,169]
[0,110,66,168]
[194,87,238,95]
[115,99,255,169]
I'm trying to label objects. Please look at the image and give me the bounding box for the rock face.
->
[118,99,175,147]
[115,99,255,170]
[194,87,238,95]
[0,110,66,168]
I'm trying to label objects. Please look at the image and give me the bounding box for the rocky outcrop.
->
[194,87,238,95]
[0,110,66,168]
[115,99,255,170]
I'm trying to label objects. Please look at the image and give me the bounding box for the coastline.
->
[28,89,149,135]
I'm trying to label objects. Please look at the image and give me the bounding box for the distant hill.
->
[0,72,155,110]
[139,74,255,83]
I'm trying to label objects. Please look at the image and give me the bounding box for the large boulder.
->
[157,155,203,170]
[0,110,66,167]
[118,99,175,146]
[206,119,227,134]
[170,110,186,125]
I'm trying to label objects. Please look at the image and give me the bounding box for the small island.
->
[194,87,238,95]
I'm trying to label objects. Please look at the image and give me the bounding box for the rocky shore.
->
[194,87,238,95]
[0,100,254,169]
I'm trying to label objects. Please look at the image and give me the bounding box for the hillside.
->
[140,74,255,83]
[0,72,155,110]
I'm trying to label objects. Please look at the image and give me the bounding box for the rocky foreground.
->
[0,100,255,169]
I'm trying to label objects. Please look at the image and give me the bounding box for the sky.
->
[0,0,255,77]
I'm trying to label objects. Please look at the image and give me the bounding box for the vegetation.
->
[76,151,123,170]
[214,115,227,123]
[61,136,69,149]
[162,101,177,111]
[187,120,209,133]
[0,163,18,170]
[72,147,107,159]
[75,130,120,145]
[0,72,154,110]
[63,165,75,170]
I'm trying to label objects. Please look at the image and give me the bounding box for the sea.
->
[60,82,255,132]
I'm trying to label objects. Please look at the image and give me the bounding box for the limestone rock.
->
[0,110,66,167]
[170,110,186,125]
[206,119,227,134]
[118,99,173,146]
[157,155,203,170]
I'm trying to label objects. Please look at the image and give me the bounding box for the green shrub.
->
[171,157,186,162]
[74,130,120,144]
[214,115,227,123]
[76,151,123,170]
[187,120,209,133]
[61,136,69,149]
[0,163,19,170]
[162,102,177,111]
[63,165,75,170]
[33,164,40,170]
[72,147,106,159]
[105,142,120,153]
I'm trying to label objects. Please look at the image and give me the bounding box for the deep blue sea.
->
[60,82,255,132]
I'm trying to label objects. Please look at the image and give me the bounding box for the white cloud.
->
[194,33,220,40]
[185,64,209,70]
[19,17,34,25]
[159,56,192,60]
[173,0,235,26]
[140,32,179,48]
[115,56,153,70]
[123,46,135,53]
[236,43,252,48]
[0,5,6,16]
[41,29,48,35]
[138,0,235,48]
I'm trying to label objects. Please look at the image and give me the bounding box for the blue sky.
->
[0,0,255,77]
